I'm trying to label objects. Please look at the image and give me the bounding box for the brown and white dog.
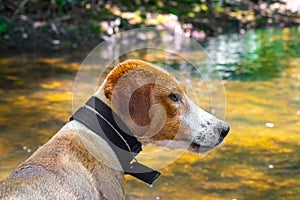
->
[0,59,229,199]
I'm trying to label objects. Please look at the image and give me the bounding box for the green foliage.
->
[201,4,208,12]
[0,0,299,50]
[0,19,8,35]
[215,5,224,13]
[92,20,101,34]
[55,0,68,6]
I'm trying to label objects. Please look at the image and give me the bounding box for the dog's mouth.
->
[189,136,225,153]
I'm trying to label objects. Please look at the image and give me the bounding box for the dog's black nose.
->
[220,123,230,138]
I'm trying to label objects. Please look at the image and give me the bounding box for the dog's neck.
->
[61,85,113,158]
[94,83,110,106]
[53,86,126,199]
[67,85,122,168]
[62,120,122,171]
[72,87,160,184]
[56,121,125,199]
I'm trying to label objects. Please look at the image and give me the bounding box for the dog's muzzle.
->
[216,122,230,145]
[189,122,230,153]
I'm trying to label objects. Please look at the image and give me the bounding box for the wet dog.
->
[0,59,229,199]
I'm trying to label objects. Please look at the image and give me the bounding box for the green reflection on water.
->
[204,27,300,81]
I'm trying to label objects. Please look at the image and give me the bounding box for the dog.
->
[0,59,229,199]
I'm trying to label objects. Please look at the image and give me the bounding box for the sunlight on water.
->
[0,53,80,179]
[0,27,300,199]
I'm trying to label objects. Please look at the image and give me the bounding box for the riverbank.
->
[1,0,300,51]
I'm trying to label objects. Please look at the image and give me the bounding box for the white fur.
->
[62,121,122,171]
[182,96,221,148]
[60,121,124,199]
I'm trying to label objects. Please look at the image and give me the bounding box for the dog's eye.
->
[168,93,181,103]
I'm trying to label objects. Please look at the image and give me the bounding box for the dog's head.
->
[98,59,229,153]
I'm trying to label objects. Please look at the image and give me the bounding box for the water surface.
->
[0,27,300,199]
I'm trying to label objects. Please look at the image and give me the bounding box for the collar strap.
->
[70,96,160,184]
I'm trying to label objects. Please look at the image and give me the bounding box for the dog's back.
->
[0,122,124,200]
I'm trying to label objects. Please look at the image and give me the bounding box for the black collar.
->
[70,96,160,184]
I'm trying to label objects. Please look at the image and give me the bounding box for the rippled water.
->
[0,27,300,199]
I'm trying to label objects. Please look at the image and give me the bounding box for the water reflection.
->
[0,27,300,199]
[204,27,300,81]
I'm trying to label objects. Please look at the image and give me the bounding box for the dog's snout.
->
[220,123,230,138]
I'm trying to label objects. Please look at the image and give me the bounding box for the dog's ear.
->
[128,83,154,127]
[104,59,148,100]
[103,60,156,135]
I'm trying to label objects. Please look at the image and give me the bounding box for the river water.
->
[0,27,299,199]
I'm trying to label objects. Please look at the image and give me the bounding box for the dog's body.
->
[0,60,229,199]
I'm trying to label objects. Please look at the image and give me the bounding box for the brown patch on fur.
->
[149,85,187,141]
[104,60,150,100]
[103,59,189,141]
[129,83,153,126]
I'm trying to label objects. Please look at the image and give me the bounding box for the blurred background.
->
[1,0,300,199]
[0,0,300,50]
